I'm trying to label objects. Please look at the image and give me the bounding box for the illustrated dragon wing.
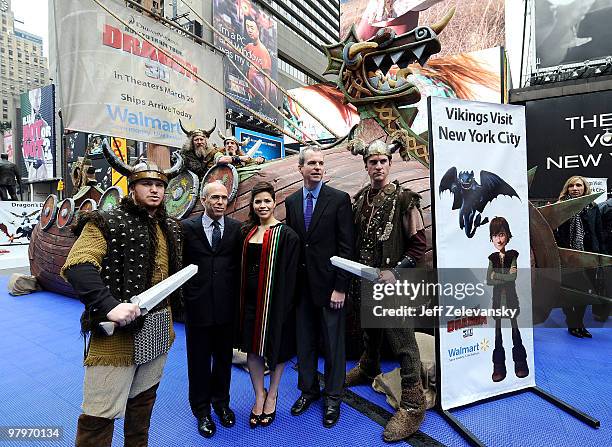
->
[439,166,462,210]
[476,170,520,212]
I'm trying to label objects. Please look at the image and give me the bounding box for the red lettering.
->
[102,24,122,49]
[122,34,142,56]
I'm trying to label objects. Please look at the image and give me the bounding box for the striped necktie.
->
[304,192,313,231]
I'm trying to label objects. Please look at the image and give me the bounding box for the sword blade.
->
[132,264,198,312]
[330,256,380,282]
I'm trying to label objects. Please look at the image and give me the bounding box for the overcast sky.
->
[11,0,49,58]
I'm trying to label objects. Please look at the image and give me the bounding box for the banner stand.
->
[427,97,601,447]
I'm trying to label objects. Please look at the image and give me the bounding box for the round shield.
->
[40,194,58,230]
[78,198,98,214]
[98,186,124,212]
[201,164,239,203]
[165,170,200,219]
[56,198,76,229]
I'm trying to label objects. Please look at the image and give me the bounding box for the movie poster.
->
[213,0,280,125]
[0,201,42,245]
[20,85,55,181]
[235,126,284,160]
[535,0,612,69]
[340,0,505,59]
[282,84,360,144]
[3,130,13,162]
[429,96,536,410]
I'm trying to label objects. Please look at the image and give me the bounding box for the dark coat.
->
[0,159,21,186]
[599,198,612,255]
[239,223,300,369]
[555,203,606,254]
[181,215,242,326]
[285,183,354,307]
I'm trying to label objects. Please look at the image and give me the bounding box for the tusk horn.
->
[162,151,184,179]
[204,119,217,137]
[102,139,134,176]
[347,42,379,60]
[430,7,455,35]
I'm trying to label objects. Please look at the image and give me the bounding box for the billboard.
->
[340,0,505,59]
[235,126,284,160]
[3,130,13,162]
[535,0,612,69]
[430,96,535,409]
[526,90,612,202]
[213,0,280,125]
[282,84,360,144]
[53,0,225,148]
[20,84,56,181]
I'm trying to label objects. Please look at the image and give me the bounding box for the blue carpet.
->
[0,275,609,446]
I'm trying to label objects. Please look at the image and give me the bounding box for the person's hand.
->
[490,272,496,280]
[510,266,517,274]
[106,303,141,326]
[378,270,396,284]
[330,290,345,310]
[254,156,265,164]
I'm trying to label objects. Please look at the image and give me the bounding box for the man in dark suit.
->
[0,153,21,201]
[181,181,242,438]
[285,146,354,428]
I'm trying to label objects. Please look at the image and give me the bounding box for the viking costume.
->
[61,148,183,447]
[344,132,428,442]
[179,119,223,178]
[486,248,529,382]
[216,130,266,182]
[239,223,300,368]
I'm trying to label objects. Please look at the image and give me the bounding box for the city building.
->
[0,0,49,124]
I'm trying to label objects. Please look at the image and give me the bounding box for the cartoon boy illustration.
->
[487,216,529,382]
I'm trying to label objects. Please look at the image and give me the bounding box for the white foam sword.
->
[330,256,380,282]
[99,264,198,336]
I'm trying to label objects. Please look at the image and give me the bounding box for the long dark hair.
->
[242,181,276,235]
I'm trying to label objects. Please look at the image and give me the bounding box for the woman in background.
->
[240,181,299,427]
[554,175,605,338]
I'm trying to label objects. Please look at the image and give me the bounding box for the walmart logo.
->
[448,339,489,358]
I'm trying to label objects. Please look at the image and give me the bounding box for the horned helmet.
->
[180,119,217,151]
[217,130,250,155]
[347,129,413,162]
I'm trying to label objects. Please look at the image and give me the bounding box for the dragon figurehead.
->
[323,8,455,107]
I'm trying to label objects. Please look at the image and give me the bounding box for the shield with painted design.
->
[201,164,239,203]
[40,194,58,230]
[164,170,200,219]
[56,198,76,229]
[98,186,124,211]
[78,198,98,214]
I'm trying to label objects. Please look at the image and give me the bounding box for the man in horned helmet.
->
[215,129,265,167]
[179,119,223,178]
[344,130,428,442]
[61,144,184,447]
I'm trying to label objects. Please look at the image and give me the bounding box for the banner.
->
[235,127,284,160]
[54,0,225,148]
[110,137,128,194]
[535,0,612,69]
[213,0,279,125]
[0,201,43,245]
[429,96,535,410]
[20,85,55,181]
[526,90,612,202]
[3,130,13,162]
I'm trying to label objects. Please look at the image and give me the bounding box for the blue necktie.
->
[211,220,221,251]
[304,192,313,231]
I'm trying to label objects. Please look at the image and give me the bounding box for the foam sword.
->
[99,264,198,336]
[330,256,380,282]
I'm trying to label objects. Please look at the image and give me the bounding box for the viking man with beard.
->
[179,119,223,178]
[344,131,427,442]
[215,130,265,167]
[61,143,183,447]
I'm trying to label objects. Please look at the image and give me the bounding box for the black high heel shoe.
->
[579,327,592,338]
[260,392,278,427]
[568,328,583,338]
[249,389,267,429]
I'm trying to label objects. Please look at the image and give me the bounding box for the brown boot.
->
[345,354,381,387]
[124,383,159,447]
[382,384,425,443]
[75,414,114,447]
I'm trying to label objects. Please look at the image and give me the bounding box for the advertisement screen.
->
[526,90,612,202]
[535,0,612,69]
[20,85,55,181]
[235,127,284,160]
[213,0,280,125]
